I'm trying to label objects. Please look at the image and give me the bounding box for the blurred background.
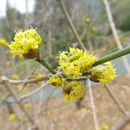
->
[0,0,130,130]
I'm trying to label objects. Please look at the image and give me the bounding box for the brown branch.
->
[0,74,51,84]
[103,0,130,75]
[3,82,39,130]
[87,79,99,130]
[0,74,88,85]
[111,111,130,130]
[57,0,86,50]
[18,69,36,93]
[104,85,127,116]
[19,82,48,100]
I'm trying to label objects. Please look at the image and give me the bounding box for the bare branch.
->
[0,74,51,84]
[104,85,127,116]
[3,82,39,130]
[87,79,99,130]
[103,0,130,75]
[57,0,86,50]
[19,82,48,100]
[111,111,130,130]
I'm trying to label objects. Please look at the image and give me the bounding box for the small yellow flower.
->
[98,124,109,130]
[91,26,98,33]
[91,62,116,84]
[34,73,43,78]
[55,115,63,122]
[18,87,28,94]
[0,38,8,47]
[22,113,26,118]
[46,111,52,117]
[107,38,115,44]
[62,81,86,102]
[32,73,43,84]
[86,18,91,23]
[6,61,12,66]
[59,48,97,78]
[48,75,66,87]
[9,114,17,122]
[24,103,32,109]
[11,74,20,80]
[9,28,42,58]
[13,85,28,94]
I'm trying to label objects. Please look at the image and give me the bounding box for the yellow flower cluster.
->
[0,38,8,47]
[98,124,109,130]
[6,61,12,66]
[33,73,43,78]
[59,48,97,78]
[86,18,91,23]
[46,111,52,117]
[18,87,28,94]
[11,84,28,94]
[62,81,86,102]
[48,75,66,87]
[48,75,86,101]
[91,62,116,84]
[11,74,20,80]
[50,48,116,101]
[9,114,17,122]
[9,28,42,58]
[24,103,32,109]
[91,26,98,33]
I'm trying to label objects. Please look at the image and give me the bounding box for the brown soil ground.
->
[0,75,130,130]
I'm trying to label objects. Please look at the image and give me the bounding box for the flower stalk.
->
[35,56,55,74]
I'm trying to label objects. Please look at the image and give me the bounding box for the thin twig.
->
[104,85,127,116]
[111,111,130,130]
[19,82,48,100]
[0,74,51,84]
[37,87,55,114]
[18,69,36,93]
[103,0,130,75]
[57,0,86,50]
[3,82,39,130]
[87,79,99,130]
